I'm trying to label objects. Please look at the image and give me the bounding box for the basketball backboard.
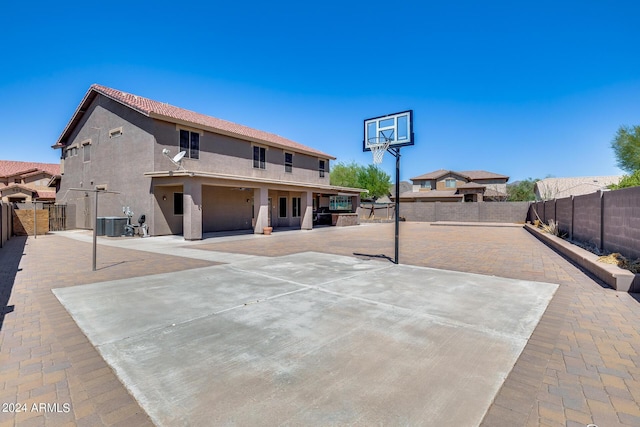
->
[363,110,414,152]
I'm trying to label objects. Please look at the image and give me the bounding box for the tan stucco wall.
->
[152,120,331,186]
[56,95,156,229]
[152,184,183,236]
[202,186,253,232]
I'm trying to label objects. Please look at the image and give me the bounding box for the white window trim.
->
[178,128,200,160]
[175,124,204,135]
[253,144,268,170]
[319,159,327,177]
[284,152,293,173]
[109,127,123,138]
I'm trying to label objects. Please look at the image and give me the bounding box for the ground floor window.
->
[329,195,352,211]
[292,197,301,217]
[279,197,287,218]
[174,192,183,215]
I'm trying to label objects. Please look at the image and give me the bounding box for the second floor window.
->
[445,178,456,188]
[319,160,326,178]
[83,144,91,162]
[284,152,293,173]
[179,130,199,159]
[420,181,431,189]
[254,146,266,169]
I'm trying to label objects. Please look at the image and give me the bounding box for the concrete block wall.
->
[602,186,640,259]
[398,202,529,223]
[555,197,573,237]
[0,202,13,248]
[529,188,640,260]
[573,192,602,248]
[529,201,544,223]
[543,200,556,224]
[398,203,436,222]
[435,202,479,222]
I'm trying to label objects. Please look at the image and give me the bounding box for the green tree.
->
[330,161,391,199]
[609,170,640,190]
[507,178,538,201]
[329,161,362,189]
[357,164,392,199]
[611,125,640,173]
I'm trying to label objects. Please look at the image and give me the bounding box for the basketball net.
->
[370,139,391,164]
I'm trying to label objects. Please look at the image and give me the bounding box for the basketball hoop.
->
[368,137,391,164]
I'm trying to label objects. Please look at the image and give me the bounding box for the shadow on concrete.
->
[0,236,27,331]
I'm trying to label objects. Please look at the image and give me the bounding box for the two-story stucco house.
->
[395,169,509,202]
[0,160,59,203]
[52,84,363,239]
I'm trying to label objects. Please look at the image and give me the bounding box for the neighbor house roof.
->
[534,176,622,200]
[53,84,336,160]
[0,160,59,178]
[458,170,509,180]
[410,169,508,181]
[457,182,486,189]
[0,184,56,200]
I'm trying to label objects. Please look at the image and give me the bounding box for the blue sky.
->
[2,1,639,182]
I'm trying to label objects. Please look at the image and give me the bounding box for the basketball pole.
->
[389,146,401,264]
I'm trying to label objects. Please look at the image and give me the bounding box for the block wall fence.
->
[0,202,14,248]
[359,202,530,223]
[529,187,640,260]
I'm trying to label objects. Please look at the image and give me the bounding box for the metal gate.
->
[47,204,67,231]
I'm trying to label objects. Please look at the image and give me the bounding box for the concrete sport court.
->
[52,231,558,426]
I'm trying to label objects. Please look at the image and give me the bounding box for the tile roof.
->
[410,169,509,181]
[0,160,60,178]
[35,190,56,199]
[457,181,486,189]
[0,184,35,195]
[534,176,622,200]
[458,170,509,180]
[54,84,335,159]
[410,169,451,180]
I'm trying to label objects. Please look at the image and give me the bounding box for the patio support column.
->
[301,190,313,230]
[254,186,269,234]
[183,179,202,240]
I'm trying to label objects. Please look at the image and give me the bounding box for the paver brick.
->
[3,224,640,426]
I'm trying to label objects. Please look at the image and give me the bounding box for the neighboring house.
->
[534,176,622,201]
[393,169,509,202]
[52,84,363,239]
[0,160,59,203]
[374,181,413,204]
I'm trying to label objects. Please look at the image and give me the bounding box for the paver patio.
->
[1,222,639,426]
